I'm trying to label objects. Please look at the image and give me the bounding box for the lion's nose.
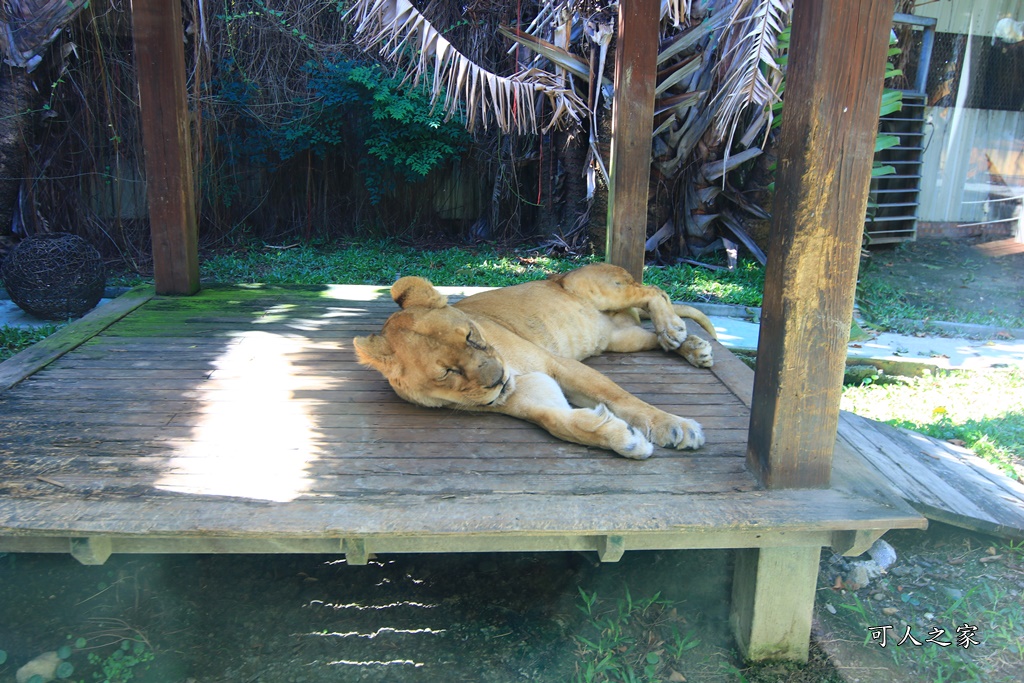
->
[476,360,504,388]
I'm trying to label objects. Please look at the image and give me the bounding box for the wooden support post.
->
[730,546,821,661]
[70,537,112,565]
[131,0,200,295]
[746,0,894,489]
[597,535,626,562]
[831,529,885,557]
[605,0,659,282]
[343,538,369,565]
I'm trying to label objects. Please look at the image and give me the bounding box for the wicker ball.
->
[1,233,106,320]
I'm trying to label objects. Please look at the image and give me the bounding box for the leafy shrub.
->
[213,57,470,205]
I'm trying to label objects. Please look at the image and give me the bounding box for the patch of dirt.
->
[813,523,1024,683]
[862,238,1024,328]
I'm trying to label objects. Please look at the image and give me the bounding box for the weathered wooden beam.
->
[605,0,659,282]
[131,0,200,295]
[747,0,894,489]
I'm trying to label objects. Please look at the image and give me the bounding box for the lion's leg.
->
[496,373,654,459]
[548,359,705,450]
[559,265,714,368]
[605,312,713,369]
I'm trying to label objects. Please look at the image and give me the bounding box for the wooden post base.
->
[730,546,821,661]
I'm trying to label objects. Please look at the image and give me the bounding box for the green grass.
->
[841,368,1024,480]
[856,259,1024,333]
[572,588,710,683]
[110,241,767,307]
[0,323,64,361]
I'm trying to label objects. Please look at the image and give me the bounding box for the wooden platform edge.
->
[839,411,1024,541]
[0,285,156,393]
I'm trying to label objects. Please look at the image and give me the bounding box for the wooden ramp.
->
[838,411,1024,540]
[0,285,923,566]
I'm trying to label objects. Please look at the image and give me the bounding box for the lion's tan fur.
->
[354,263,716,459]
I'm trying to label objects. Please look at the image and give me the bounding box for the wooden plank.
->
[0,529,855,559]
[131,0,199,295]
[838,411,1024,540]
[0,396,747,418]
[0,438,749,461]
[604,0,659,281]
[0,422,750,449]
[5,470,757,498]
[0,286,155,393]
[746,0,894,489]
[0,453,750,479]
[0,410,750,433]
[0,488,928,539]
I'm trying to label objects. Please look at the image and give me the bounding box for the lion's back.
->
[455,278,613,360]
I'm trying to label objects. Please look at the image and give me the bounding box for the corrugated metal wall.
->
[913,0,1024,227]
[916,0,1022,36]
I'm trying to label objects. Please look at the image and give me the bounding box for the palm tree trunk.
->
[0,65,34,237]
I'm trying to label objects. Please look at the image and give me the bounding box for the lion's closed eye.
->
[439,367,463,381]
[466,329,486,350]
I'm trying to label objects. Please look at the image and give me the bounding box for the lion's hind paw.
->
[679,335,714,368]
[650,415,704,450]
[589,405,654,460]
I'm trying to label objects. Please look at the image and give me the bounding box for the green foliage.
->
[86,640,153,683]
[0,323,63,361]
[212,56,470,205]
[770,24,903,182]
[190,242,766,307]
[573,588,702,683]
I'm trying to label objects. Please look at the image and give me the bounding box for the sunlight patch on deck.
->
[154,330,330,502]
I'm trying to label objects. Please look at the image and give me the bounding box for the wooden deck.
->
[0,285,924,566]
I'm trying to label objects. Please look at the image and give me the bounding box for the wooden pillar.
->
[731,546,821,661]
[732,0,894,663]
[746,0,893,489]
[131,0,200,295]
[605,0,659,282]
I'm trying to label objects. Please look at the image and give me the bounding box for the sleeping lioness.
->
[354,263,717,459]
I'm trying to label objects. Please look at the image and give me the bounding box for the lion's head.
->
[354,277,512,409]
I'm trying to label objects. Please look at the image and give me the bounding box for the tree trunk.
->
[0,65,34,238]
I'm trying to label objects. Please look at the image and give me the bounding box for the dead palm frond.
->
[711,0,792,153]
[345,0,586,133]
[0,0,89,69]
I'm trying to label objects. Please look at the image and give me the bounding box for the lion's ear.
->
[391,276,448,309]
[353,335,397,375]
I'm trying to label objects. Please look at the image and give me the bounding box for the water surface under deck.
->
[0,284,925,564]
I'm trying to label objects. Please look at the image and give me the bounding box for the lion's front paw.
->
[656,318,687,352]
[679,335,713,368]
[649,415,705,450]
